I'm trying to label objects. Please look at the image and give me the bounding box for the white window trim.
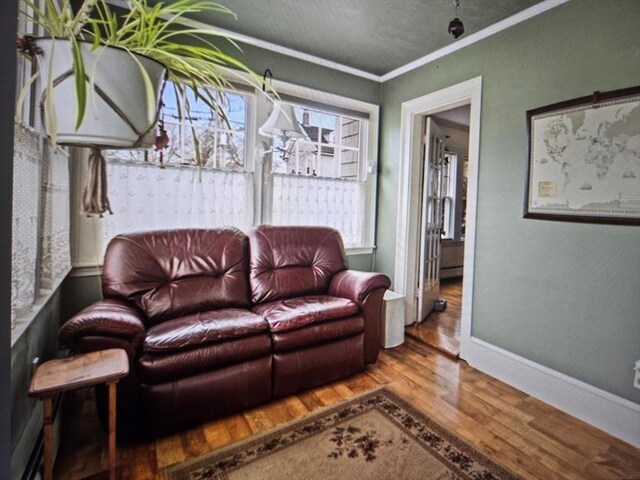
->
[71,78,378,272]
[254,78,379,252]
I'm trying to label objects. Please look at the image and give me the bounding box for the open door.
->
[416,117,446,323]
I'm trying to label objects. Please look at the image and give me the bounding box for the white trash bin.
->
[382,290,405,348]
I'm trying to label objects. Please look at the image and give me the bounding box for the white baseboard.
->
[464,337,640,448]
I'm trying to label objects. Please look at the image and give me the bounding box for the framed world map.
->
[524,86,640,225]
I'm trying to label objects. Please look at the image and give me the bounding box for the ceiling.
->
[189,0,546,77]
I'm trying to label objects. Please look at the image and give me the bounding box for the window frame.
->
[441,152,458,240]
[71,78,378,274]
[256,80,379,253]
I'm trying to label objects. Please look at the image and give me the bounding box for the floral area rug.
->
[165,388,520,480]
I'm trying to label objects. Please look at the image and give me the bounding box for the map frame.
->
[524,85,640,226]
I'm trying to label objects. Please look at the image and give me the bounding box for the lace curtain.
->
[102,161,254,249]
[12,124,71,330]
[271,173,366,247]
[40,140,71,290]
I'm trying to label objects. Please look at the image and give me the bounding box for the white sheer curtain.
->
[12,126,41,329]
[12,124,71,330]
[102,161,254,250]
[271,173,366,247]
[40,140,71,290]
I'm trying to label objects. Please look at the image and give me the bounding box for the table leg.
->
[108,382,117,480]
[42,397,53,480]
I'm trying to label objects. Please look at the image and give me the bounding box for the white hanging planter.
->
[34,38,167,149]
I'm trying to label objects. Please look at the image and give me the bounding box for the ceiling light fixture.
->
[448,0,465,39]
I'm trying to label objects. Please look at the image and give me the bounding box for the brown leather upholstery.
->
[138,335,272,384]
[252,295,358,332]
[142,356,272,435]
[249,225,348,304]
[143,309,268,353]
[58,299,146,349]
[272,335,364,397]
[271,316,364,352]
[102,228,250,325]
[60,226,390,437]
[329,270,391,364]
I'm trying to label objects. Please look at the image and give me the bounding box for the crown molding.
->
[380,0,570,82]
[106,0,569,84]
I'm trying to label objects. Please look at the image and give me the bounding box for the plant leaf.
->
[128,51,157,126]
[70,36,87,130]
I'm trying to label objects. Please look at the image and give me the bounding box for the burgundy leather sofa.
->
[59,226,390,435]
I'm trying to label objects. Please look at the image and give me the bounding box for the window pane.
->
[270,103,362,181]
[104,164,254,247]
[101,84,253,250]
[271,174,366,247]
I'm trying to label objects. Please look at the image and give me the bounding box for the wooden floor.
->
[55,337,640,480]
[406,277,462,357]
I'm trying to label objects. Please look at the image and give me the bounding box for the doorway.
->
[393,76,482,362]
[406,106,470,357]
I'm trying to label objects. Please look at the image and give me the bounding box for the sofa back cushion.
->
[249,225,348,304]
[102,228,250,326]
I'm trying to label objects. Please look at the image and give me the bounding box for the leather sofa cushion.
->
[144,308,268,354]
[138,334,272,384]
[271,316,364,352]
[249,226,348,304]
[272,335,364,398]
[102,228,250,326]
[252,295,358,333]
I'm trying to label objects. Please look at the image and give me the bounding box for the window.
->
[77,81,378,264]
[265,98,376,249]
[108,84,249,170]
[441,153,457,240]
[271,106,364,179]
[102,85,255,244]
[11,1,71,338]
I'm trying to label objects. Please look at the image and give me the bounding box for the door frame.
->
[393,76,482,360]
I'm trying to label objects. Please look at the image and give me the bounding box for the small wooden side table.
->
[28,349,129,480]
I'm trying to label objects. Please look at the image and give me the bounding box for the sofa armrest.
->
[59,299,146,351]
[329,270,391,364]
[329,270,391,305]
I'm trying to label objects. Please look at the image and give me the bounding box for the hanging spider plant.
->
[17,0,264,149]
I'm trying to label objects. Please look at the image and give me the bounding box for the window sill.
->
[346,246,375,256]
[11,267,72,348]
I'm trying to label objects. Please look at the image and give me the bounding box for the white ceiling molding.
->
[105,0,381,81]
[106,0,569,84]
[380,0,570,82]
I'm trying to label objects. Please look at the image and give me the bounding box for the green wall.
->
[11,288,63,479]
[230,43,381,105]
[377,0,640,402]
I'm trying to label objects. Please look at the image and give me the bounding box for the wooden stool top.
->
[28,349,129,398]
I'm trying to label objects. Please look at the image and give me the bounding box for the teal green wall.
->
[11,288,63,479]
[231,43,380,105]
[377,0,640,402]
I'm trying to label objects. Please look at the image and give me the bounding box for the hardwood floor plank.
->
[222,413,253,443]
[406,278,463,357]
[54,338,640,480]
[154,433,186,469]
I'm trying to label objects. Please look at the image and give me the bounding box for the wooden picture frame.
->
[524,85,640,225]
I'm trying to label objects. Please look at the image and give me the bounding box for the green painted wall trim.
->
[377,0,640,402]
[11,287,63,479]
